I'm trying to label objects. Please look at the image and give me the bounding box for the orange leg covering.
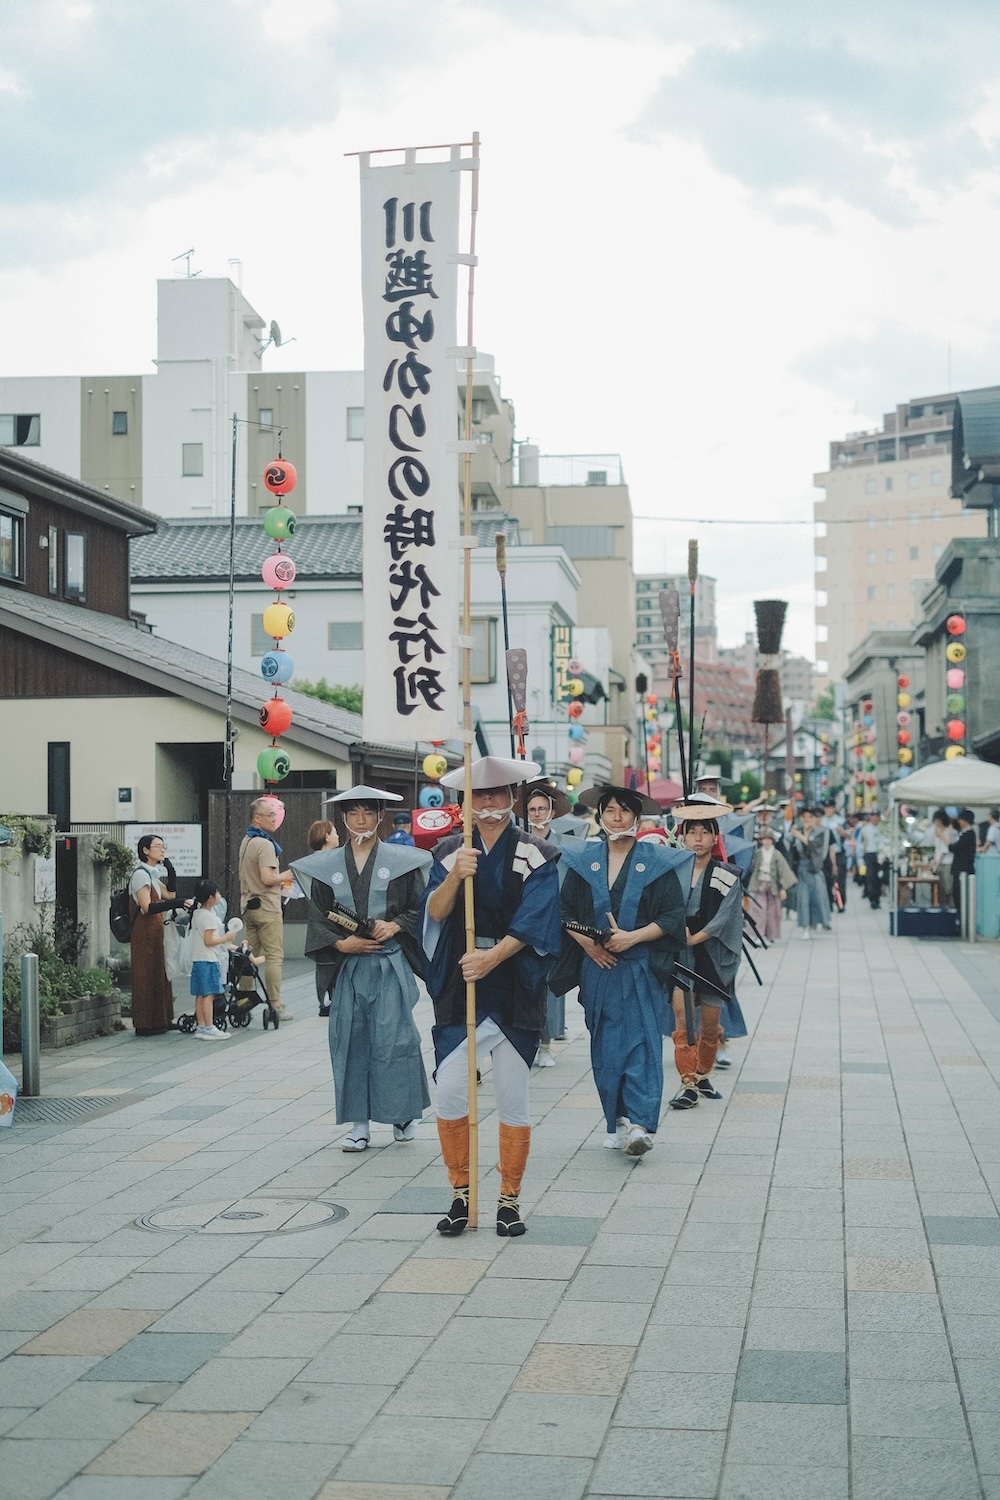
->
[696,1010,722,1077]
[498,1123,531,1198]
[437,1115,470,1189]
[672,1029,698,1087]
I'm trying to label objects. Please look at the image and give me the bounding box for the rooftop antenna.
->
[171,247,200,278]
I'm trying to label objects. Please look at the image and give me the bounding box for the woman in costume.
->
[291,787,431,1152]
[552,785,689,1156]
[747,825,796,941]
[668,804,747,1111]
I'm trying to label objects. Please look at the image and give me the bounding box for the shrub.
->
[0,919,114,1048]
[91,837,134,886]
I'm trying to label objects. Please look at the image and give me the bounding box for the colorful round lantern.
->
[264,460,297,495]
[863,713,874,727]
[946,693,965,714]
[896,693,910,708]
[945,745,966,760]
[262,602,294,639]
[260,697,293,736]
[568,724,586,742]
[946,668,965,689]
[646,693,658,707]
[645,708,657,722]
[897,711,911,727]
[864,729,876,744]
[897,765,912,778]
[946,642,966,663]
[568,701,584,719]
[260,650,294,684]
[568,747,584,765]
[257,745,291,781]
[567,767,583,787]
[261,553,296,590]
[422,753,448,780]
[898,747,913,764]
[946,614,966,635]
[854,745,864,758]
[263,506,296,542]
[567,678,585,697]
[418,785,445,808]
[863,700,874,713]
[897,730,910,745]
[947,719,966,741]
[568,658,583,674]
[866,775,877,787]
[897,674,910,689]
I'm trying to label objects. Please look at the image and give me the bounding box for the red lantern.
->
[866,775,877,786]
[264,460,297,496]
[568,700,584,719]
[947,719,966,741]
[946,615,966,636]
[260,697,293,736]
[863,700,874,713]
[897,674,910,689]
[646,693,657,706]
[897,730,910,745]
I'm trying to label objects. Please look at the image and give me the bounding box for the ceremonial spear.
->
[659,588,689,798]
[687,540,698,781]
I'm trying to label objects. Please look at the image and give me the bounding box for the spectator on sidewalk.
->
[858,811,886,910]
[748,827,796,941]
[238,798,295,1022]
[128,833,188,1036]
[979,808,1000,856]
[952,809,978,928]
[385,811,416,846]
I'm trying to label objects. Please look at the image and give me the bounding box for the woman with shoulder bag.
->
[129,835,188,1036]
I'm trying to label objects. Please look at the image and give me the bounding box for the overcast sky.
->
[3,0,1000,658]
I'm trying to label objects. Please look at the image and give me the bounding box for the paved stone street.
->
[3,903,1000,1499]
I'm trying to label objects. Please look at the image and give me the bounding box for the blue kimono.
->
[551,839,690,1134]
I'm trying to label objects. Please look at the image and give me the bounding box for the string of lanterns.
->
[851,698,878,810]
[565,657,589,800]
[944,614,967,760]
[896,675,913,776]
[643,692,662,779]
[256,459,298,785]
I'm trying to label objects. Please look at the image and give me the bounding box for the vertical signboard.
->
[360,153,462,743]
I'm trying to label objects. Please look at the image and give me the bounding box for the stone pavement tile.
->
[565,1266,662,1304]
[82,1333,228,1384]
[0,1407,34,1435]
[386,1359,518,1419]
[616,1182,696,1210]
[422,1314,542,1365]
[750,1271,843,1310]
[0,1438,107,1500]
[676,1222,762,1255]
[0,1354,99,1406]
[584,1234,677,1269]
[311,1241,412,1275]
[846,1227,930,1258]
[649,1287,751,1327]
[589,1428,724,1498]
[756,1238,844,1274]
[736,1350,846,1404]
[918,1192,999,1218]
[381,1257,489,1294]
[955,1357,1000,1410]
[967,1410,1000,1474]
[457,1277,566,1321]
[848,1292,945,1331]
[719,1465,847,1499]
[18,1309,158,1357]
[725,1401,848,1466]
[541,1300,647,1347]
[123,1239,247,1276]
[298,1333,431,1385]
[925,1215,1000,1245]
[514,1342,634,1395]
[210,1257,316,1293]
[944,1314,1000,1358]
[663,1253,757,1288]
[484,1245,586,1280]
[348,1216,443,1242]
[851,1437,981,1500]
[84,1411,252,1476]
[88,1274,212,1311]
[613,1371,734,1430]
[217,1311,348,1358]
[518,1216,602,1246]
[479,1390,614,1456]
[850,1378,967,1438]
[184,1439,346,1498]
[602,1207,685,1237]
[340,1293,461,1338]
[844,1187,922,1229]
[450,1453,592,1500]
[27,1254,148,1293]
[161,1355,306,1411]
[764,1212,843,1242]
[844,1158,912,1179]
[127,1144,202,1163]
[148,1290,277,1335]
[532,1191,620,1218]
[849,1329,954,1381]
[683,1197,767,1227]
[334,1415,485,1486]
[846,1256,935,1292]
[634,1324,744,1375]
[277,1273,387,1313]
[8,1380,162,1440]
[744,1306,844,1353]
[930,1244,1000,1277]
[53,1479,195,1499]
[317,1486,450,1500]
[0,1289,93,1331]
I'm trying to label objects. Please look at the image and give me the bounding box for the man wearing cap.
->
[291,788,432,1152]
[386,812,415,846]
[422,757,562,1237]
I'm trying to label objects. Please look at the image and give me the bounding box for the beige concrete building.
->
[635,572,718,665]
[717,634,816,708]
[814,392,987,686]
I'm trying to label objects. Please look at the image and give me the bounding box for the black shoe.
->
[695,1076,723,1100]
[437,1186,469,1236]
[668,1086,700,1110]
[496,1193,526,1237]
[318,1003,331,1017]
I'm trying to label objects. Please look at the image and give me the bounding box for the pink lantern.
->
[261,553,297,590]
[946,668,965,689]
[897,711,911,727]
[568,746,585,765]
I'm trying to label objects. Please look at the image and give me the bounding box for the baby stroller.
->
[224,945,281,1031]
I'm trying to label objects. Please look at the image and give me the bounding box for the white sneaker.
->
[624,1125,654,1157]
[195,1025,227,1040]
[604,1116,630,1149]
[535,1049,556,1068]
[799,930,812,941]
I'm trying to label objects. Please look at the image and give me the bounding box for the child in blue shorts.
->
[189,879,237,1040]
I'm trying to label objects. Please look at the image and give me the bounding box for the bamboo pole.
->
[495,533,517,760]
[687,540,698,783]
[461,132,481,1231]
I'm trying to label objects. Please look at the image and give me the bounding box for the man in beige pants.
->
[238,798,294,1020]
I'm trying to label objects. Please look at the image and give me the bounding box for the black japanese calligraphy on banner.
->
[359,155,461,741]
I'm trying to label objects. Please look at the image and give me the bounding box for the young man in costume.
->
[523,779,580,1066]
[553,785,689,1156]
[790,806,833,937]
[291,787,431,1152]
[668,803,747,1111]
[421,756,561,1238]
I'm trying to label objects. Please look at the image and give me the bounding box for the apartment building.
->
[635,572,718,664]
[814,392,986,686]
[717,633,816,708]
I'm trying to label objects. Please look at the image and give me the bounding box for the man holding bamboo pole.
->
[421,756,561,1237]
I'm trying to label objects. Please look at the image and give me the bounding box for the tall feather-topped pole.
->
[751,600,788,798]
[659,588,689,798]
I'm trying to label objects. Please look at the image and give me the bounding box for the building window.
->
[931,470,942,485]
[933,543,943,559]
[328,621,363,651]
[346,407,364,441]
[909,545,919,561]
[865,478,876,493]
[885,477,893,491]
[885,548,894,563]
[907,473,920,489]
[886,584,895,600]
[0,509,25,581]
[908,512,919,525]
[867,550,877,565]
[471,617,497,683]
[65,533,86,600]
[0,413,40,446]
[251,614,271,656]
[182,442,204,476]
[48,525,58,593]
[258,408,273,430]
[112,410,128,435]
[548,525,615,558]
[932,507,942,520]
[867,515,877,528]
[867,585,877,601]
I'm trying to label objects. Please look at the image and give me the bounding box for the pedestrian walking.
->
[858,811,886,911]
[421,757,561,1238]
[747,826,796,940]
[790,807,832,936]
[291,787,432,1152]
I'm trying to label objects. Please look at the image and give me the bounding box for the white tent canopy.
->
[888,756,1000,808]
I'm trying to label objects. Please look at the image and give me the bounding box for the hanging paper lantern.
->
[898,748,913,764]
[946,668,965,689]
[897,711,911,727]
[260,697,293,736]
[863,713,874,726]
[897,765,912,778]
[568,701,584,719]
[262,602,294,639]
[897,730,910,745]
[567,678,585,697]
[853,745,864,757]
[866,775,877,787]
[646,693,658,706]
[567,767,584,787]
[863,700,874,713]
[418,785,445,808]
[897,693,910,709]
[568,724,586,742]
[947,719,966,741]
[257,745,291,781]
[422,753,448,780]
[264,460,297,495]
[897,674,910,689]
[567,791,579,805]
[261,553,297,590]
[864,729,876,744]
[260,650,294,684]
[568,658,583,674]
[568,747,585,765]
[946,642,966,663]
[946,693,965,714]
[263,506,296,542]
[259,793,285,828]
[946,614,966,636]
[945,745,966,760]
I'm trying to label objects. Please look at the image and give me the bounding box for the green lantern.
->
[263,506,296,542]
[946,693,965,714]
[257,746,291,781]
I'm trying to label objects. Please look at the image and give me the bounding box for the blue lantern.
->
[261,651,294,684]
[568,724,587,742]
[419,786,445,808]
[862,713,874,727]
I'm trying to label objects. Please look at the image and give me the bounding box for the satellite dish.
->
[269,320,282,348]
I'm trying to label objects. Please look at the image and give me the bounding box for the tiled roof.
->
[131,513,521,583]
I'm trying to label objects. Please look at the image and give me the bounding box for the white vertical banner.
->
[360,152,462,743]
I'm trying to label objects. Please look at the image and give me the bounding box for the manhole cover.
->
[12,1096,130,1124]
[136,1196,348,1236]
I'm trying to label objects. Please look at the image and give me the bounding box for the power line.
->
[633,511,963,527]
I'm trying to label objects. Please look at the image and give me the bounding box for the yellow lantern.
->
[896,692,910,708]
[945,745,966,759]
[262,602,294,639]
[645,708,657,722]
[422,753,447,780]
[567,678,585,697]
[946,641,966,663]
[897,748,913,764]
[566,767,583,787]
